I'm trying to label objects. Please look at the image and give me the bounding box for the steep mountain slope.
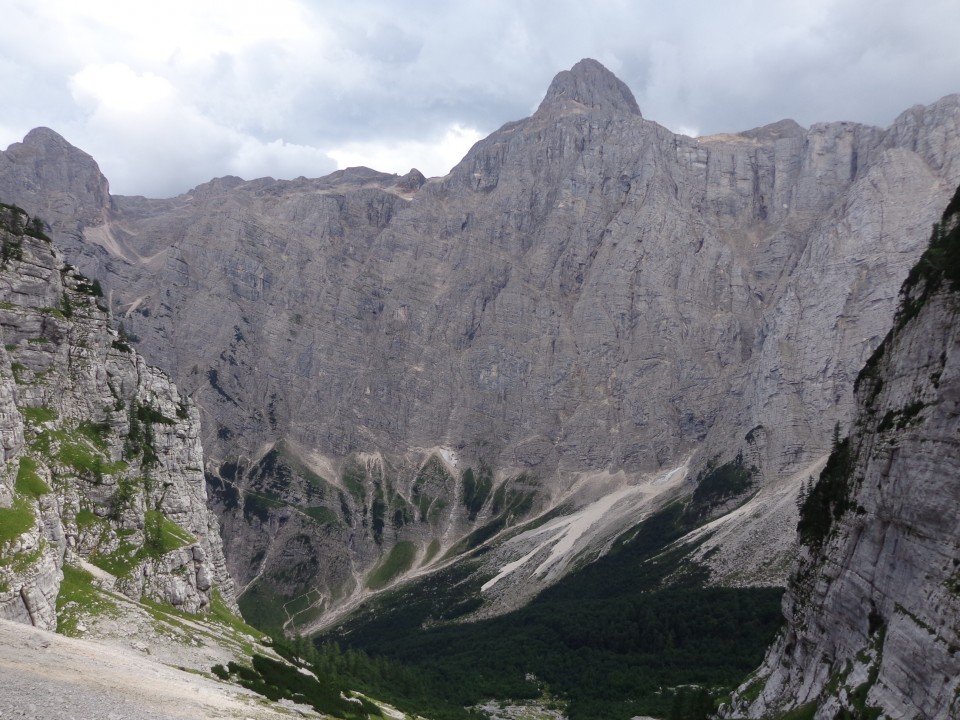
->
[0,206,407,716]
[1,60,958,629]
[0,202,235,629]
[731,188,960,718]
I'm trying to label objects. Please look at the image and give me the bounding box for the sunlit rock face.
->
[0,60,958,629]
[731,191,960,719]
[0,221,235,630]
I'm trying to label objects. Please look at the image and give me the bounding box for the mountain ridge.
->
[536,58,642,116]
[0,60,957,631]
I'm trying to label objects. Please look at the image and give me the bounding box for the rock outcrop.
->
[0,60,958,627]
[0,204,235,630]
[730,188,960,718]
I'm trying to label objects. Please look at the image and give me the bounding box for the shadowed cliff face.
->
[731,188,960,720]
[1,60,958,628]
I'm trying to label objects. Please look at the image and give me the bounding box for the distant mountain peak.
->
[0,127,110,228]
[738,118,806,141]
[536,58,641,117]
[22,126,76,150]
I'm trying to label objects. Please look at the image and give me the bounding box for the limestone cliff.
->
[8,63,956,482]
[0,203,235,630]
[0,60,958,627]
[731,188,960,718]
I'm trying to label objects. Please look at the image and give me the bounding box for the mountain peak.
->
[22,126,77,151]
[536,58,641,117]
[0,127,110,229]
[11,127,101,172]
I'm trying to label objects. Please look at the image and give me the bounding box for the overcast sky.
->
[2,0,959,198]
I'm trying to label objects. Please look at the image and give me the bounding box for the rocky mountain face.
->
[0,203,235,630]
[730,189,960,718]
[1,59,958,630]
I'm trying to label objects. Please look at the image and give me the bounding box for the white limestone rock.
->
[1,62,959,618]
[0,225,236,629]
[730,195,960,719]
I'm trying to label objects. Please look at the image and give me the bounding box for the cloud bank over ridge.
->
[2,0,959,197]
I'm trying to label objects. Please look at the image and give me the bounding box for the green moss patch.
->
[0,496,35,544]
[57,435,127,476]
[144,509,196,554]
[342,461,366,503]
[443,481,536,559]
[20,406,57,425]
[304,506,340,526]
[685,455,757,524]
[56,563,119,636]
[289,601,326,628]
[211,589,262,638]
[422,538,441,565]
[89,536,142,577]
[461,463,494,520]
[0,542,42,572]
[777,702,817,720]
[264,441,332,492]
[77,421,111,450]
[75,506,100,530]
[10,362,28,385]
[89,511,194,577]
[15,457,50,498]
[366,541,417,590]
[28,423,127,478]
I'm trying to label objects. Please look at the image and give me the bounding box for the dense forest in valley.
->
[303,497,783,720]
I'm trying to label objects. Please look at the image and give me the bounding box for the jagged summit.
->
[536,58,641,116]
[5,127,100,172]
[396,167,426,192]
[0,126,110,227]
[21,126,79,150]
[739,118,806,141]
[13,127,103,176]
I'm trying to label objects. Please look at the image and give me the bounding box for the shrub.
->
[144,509,195,556]
[798,437,853,549]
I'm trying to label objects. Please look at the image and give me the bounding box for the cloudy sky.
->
[2,0,959,198]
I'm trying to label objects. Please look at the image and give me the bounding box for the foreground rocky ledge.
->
[0,618,318,720]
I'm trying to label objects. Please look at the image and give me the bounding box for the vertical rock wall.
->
[0,213,235,630]
[732,191,960,718]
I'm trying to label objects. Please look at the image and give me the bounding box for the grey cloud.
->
[342,21,424,66]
